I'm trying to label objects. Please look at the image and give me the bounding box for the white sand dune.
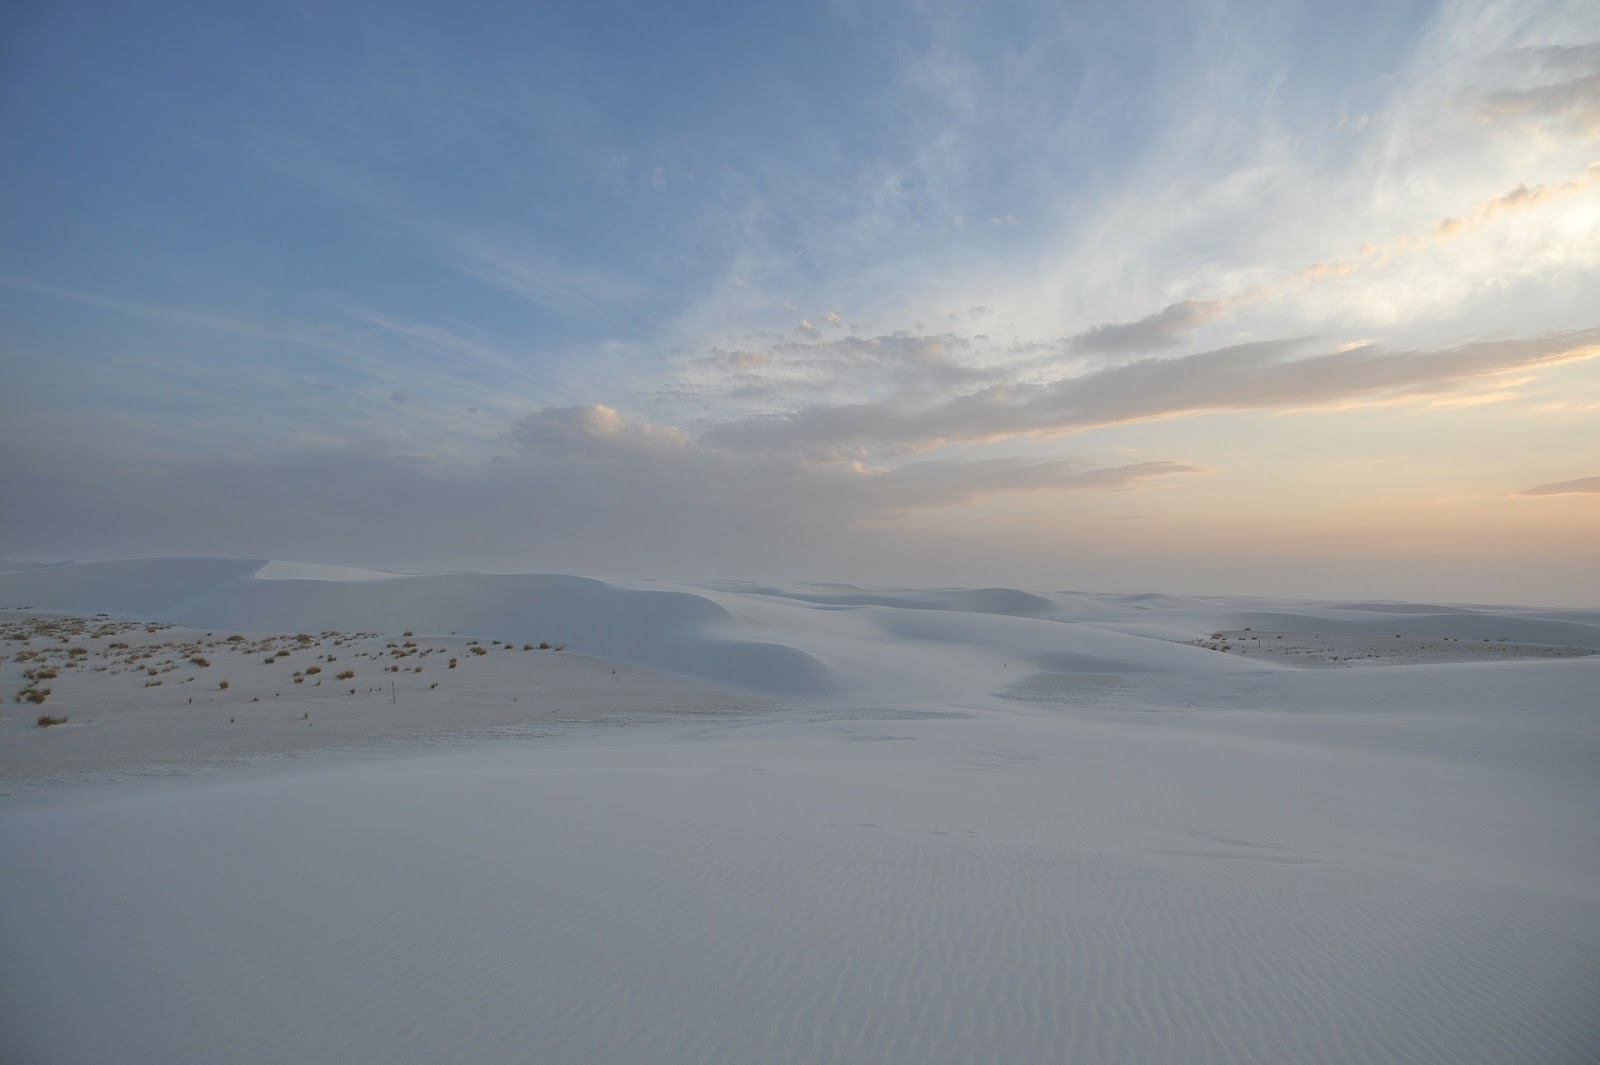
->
[2,558,1597,1064]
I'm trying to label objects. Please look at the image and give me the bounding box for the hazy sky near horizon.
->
[2,0,1597,604]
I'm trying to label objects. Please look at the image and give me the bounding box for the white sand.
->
[1,559,1597,1064]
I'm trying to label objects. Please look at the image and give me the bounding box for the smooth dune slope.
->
[4,661,1597,1065]
[2,559,1597,1065]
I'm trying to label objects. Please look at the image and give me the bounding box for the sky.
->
[1,0,1597,605]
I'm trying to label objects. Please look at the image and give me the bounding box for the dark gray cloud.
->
[1516,475,1600,496]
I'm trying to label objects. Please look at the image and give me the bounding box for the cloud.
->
[0,399,1197,577]
[449,236,644,322]
[705,328,1600,459]
[1516,475,1600,496]
[1478,64,1600,134]
[509,403,692,458]
[679,331,988,408]
[1433,165,1600,240]
[501,405,1204,517]
[1064,299,1230,355]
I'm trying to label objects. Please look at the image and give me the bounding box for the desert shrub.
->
[227,634,245,643]
[305,665,322,675]
[191,656,210,667]
[336,669,355,680]
[471,646,488,656]
[218,679,230,690]
[413,666,423,673]
[36,713,67,727]
[68,646,88,657]
[144,679,162,687]
[23,667,58,681]
[448,658,458,668]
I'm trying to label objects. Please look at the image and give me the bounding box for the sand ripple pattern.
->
[4,732,1596,1065]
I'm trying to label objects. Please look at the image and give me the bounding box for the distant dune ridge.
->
[2,558,1594,700]
[2,558,1598,1065]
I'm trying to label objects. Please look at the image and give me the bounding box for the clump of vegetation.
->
[191,656,210,667]
[36,713,68,727]
[448,657,458,669]
[218,679,230,690]
[471,646,488,656]
[144,679,162,687]
[336,669,355,680]
[305,665,322,675]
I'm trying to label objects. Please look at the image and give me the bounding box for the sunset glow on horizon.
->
[2,0,1596,603]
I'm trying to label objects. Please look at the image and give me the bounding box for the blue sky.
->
[3,0,1597,603]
